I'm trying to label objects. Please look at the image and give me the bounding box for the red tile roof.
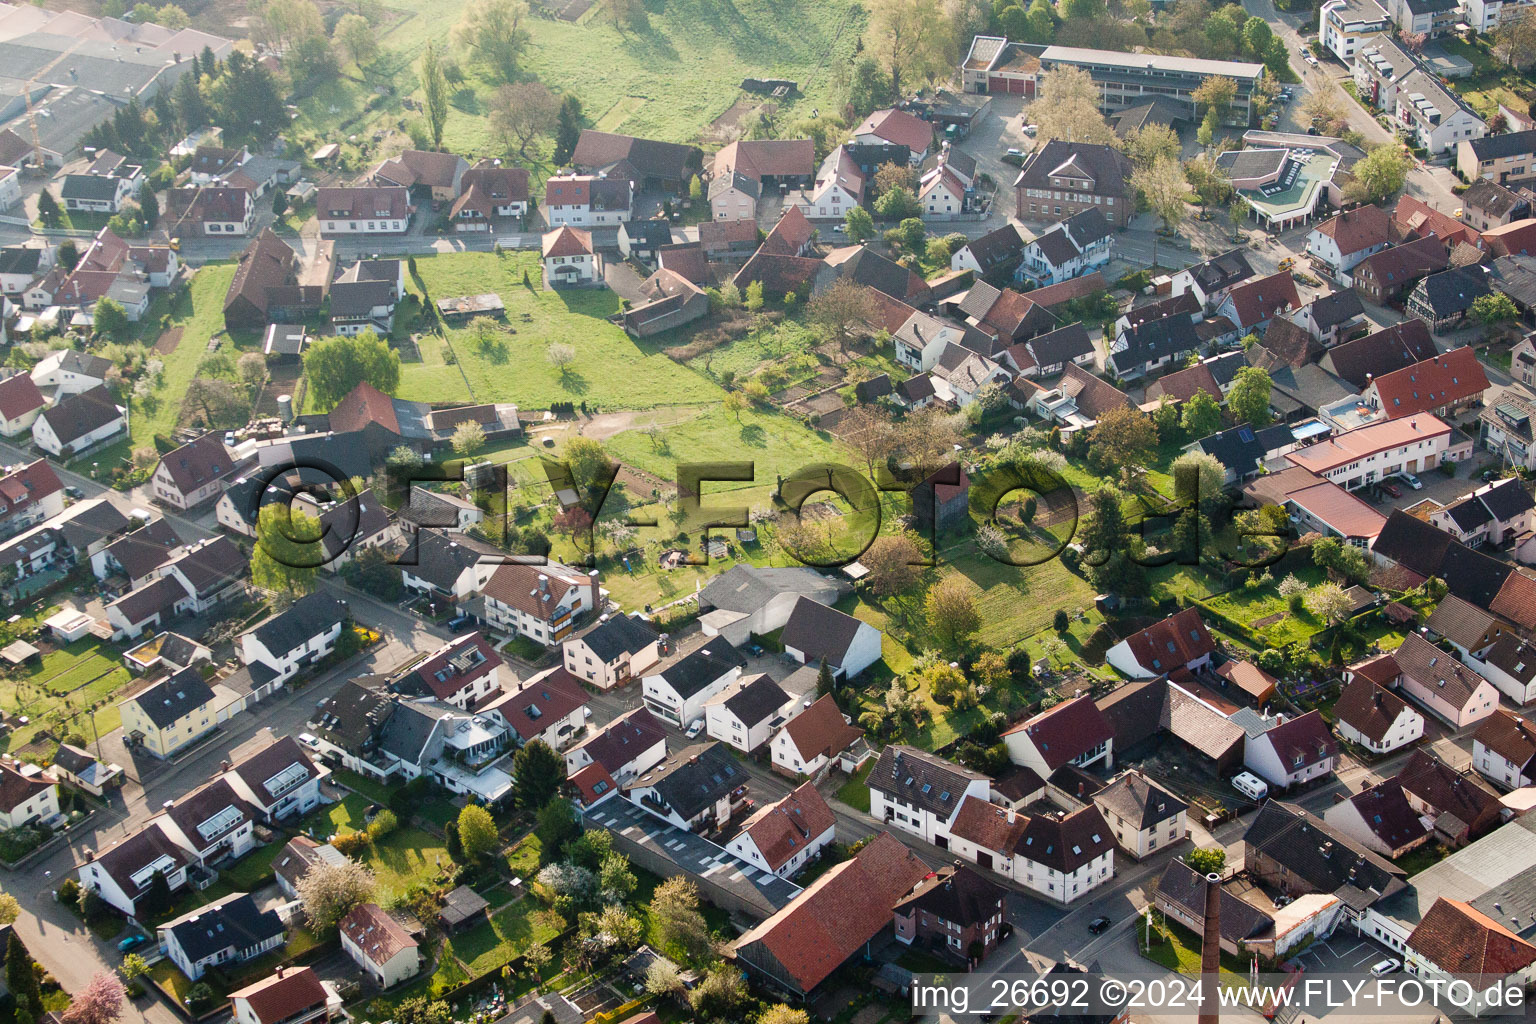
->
[567,762,618,806]
[1255,709,1336,769]
[1214,659,1278,703]
[1120,607,1214,674]
[1333,677,1413,745]
[340,903,417,966]
[0,373,44,422]
[1286,414,1451,474]
[739,781,837,873]
[0,459,60,513]
[1314,204,1391,256]
[1473,708,1536,768]
[1408,898,1536,976]
[156,431,229,498]
[229,967,329,1024]
[328,381,399,432]
[1395,195,1479,247]
[542,226,593,259]
[1483,218,1536,258]
[733,832,929,993]
[0,760,53,814]
[1368,347,1489,419]
[398,632,501,702]
[489,665,588,741]
[781,695,861,762]
[1001,696,1114,771]
[1221,270,1300,328]
[853,108,934,153]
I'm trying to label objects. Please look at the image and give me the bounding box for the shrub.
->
[332,831,370,856]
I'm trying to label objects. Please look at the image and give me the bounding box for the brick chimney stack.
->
[1197,871,1222,1024]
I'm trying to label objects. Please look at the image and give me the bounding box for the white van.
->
[1232,771,1269,801]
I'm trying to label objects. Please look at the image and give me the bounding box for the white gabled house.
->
[641,639,745,728]
[723,781,837,878]
[704,673,795,753]
[238,594,349,689]
[867,744,990,845]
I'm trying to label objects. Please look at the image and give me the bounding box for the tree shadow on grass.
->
[559,371,590,395]
[451,89,483,115]
[738,423,767,447]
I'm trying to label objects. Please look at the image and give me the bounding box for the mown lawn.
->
[929,547,1099,650]
[129,264,238,448]
[0,634,130,751]
[836,760,873,812]
[301,796,456,901]
[400,251,722,411]
[452,898,563,975]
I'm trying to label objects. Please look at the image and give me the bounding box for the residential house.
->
[1459,129,1536,187]
[617,219,673,263]
[449,159,530,231]
[1215,270,1302,334]
[49,743,121,798]
[1349,234,1449,303]
[78,820,192,918]
[1307,204,1392,276]
[564,706,667,784]
[1396,195,1481,247]
[1397,748,1507,844]
[769,693,865,777]
[397,488,484,536]
[158,893,284,982]
[118,668,224,758]
[1002,696,1114,778]
[1171,249,1257,309]
[1461,179,1531,231]
[1013,141,1135,228]
[1394,632,1501,727]
[1362,347,1488,420]
[705,673,794,753]
[1292,289,1367,345]
[272,837,346,899]
[562,615,659,689]
[1481,381,1536,469]
[1104,607,1215,678]
[1322,779,1431,857]
[1092,770,1188,859]
[1482,218,1536,258]
[570,130,702,193]
[339,903,420,989]
[478,560,599,647]
[0,247,51,299]
[1320,0,1391,63]
[238,594,349,689]
[151,432,231,510]
[222,230,308,332]
[918,164,968,218]
[725,781,837,878]
[641,640,746,728]
[709,139,815,222]
[733,832,929,999]
[1473,709,1536,789]
[1154,861,1282,958]
[1429,478,1536,550]
[852,108,934,163]
[868,745,991,845]
[1021,322,1095,377]
[950,223,1027,277]
[1468,632,1536,705]
[1404,899,1536,1016]
[892,864,1008,965]
[1186,422,1300,484]
[625,741,744,833]
[1333,675,1424,753]
[1242,801,1407,918]
[223,737,327,824]
[1285,414,1452,490]
[947,796,1117,902]
[0,459,62,538]
[374,150,468,202]
[1319,319,1439,389]
[390,632,503,711]
[30,349,110,398]
[1241,709,1339,789]
[0,374,43,442]
[0,760,56,830]
[542,226,602,286]
[59,168,137,214]
[483,666,589,750]
[315,187,411,235]
[229,967,340,1024]
[1395,71,1488,155]
[545,175,633,228]
[1019,208,1112,286]
[168,185,256,237]
[789,145,865,223]
[893,310,989,373]
[1407,265,1493,333]
[1107,311,1201,380]
[33,386,124,457]
[696,565,844,647]
[397,530,505,602]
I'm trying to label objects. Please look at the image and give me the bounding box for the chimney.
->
[1197,872,1222,1024]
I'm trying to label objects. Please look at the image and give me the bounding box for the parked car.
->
[446,613,472,631]
[1370,959,1401,976]
[1381,481,1403,499]
[118,934,146,953]
[1023,125,1038,136]
[1397,472,1423,490]
[1088,916,1111,934]
[685,719,704,738]
[1484,467,1504,482]
[1006,148,1023,157]
[63,486,83,500]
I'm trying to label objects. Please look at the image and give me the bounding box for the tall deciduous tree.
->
[453,0,531,81]
[334,13,378,67]
[61,972,124,1024]
[491,81,558,157]
[296,859,377,931]
[1226,365,1273,426]
[861,535,923,598]
[807,279,879,356]
[420,41,450,150]
[1089,405,1158,471]
[303,330,401,408]
[252,503,320,595]
[1123,123,1180,168]
[650,877,710,959]
[925,578,981,649]
[1192,75,1238,120]
[868,0,956,98]
[1179,389,1223,438]
[457,804,499,860]
[1134,155,1189,232]
[1343,144,1410,204]
[1026,66,1116,145]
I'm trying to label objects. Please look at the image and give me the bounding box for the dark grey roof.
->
[309,676,394,752]
[377,699,448,765]
[1217,147,1288,180]
[1243,800,1407,911]
[1028,322,1093,367]
[131,667,215,730]
[655,640,746,699]
[0,248,42,276]
[621,220,673,246]
[1031,224,1083,266]
[1464,179,1527,219]
[722,674,792,728]
[249,594,348,659]
[1324,319,1438,388]
[1206,350,1248,388]
[1307,288,1365,329]
[1491,255,1536,309]
[697,565,842,615]
[54,499,130,553]
[1117,312,1201,367]
[578,615,658,662]
[892,863,1006,928]
[403,530,506,591]
[164,893,283,963]
[40,386,120,446]
[1468,129,1536,162]
[1415,266,1491,317]
[59,174,121,201]
[1155,859,1273,946]
[1186,249,1255,295]
[1096,771,1188,830]
[329,279,395,318]
[870,745,987,819]
[164,778,253,853]
[166,537,243,598]
[957,224,1026,272]
[780,596,868,667]
[637,741,742,820]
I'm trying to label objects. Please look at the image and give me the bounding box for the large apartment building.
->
[1320,0,1390,63]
